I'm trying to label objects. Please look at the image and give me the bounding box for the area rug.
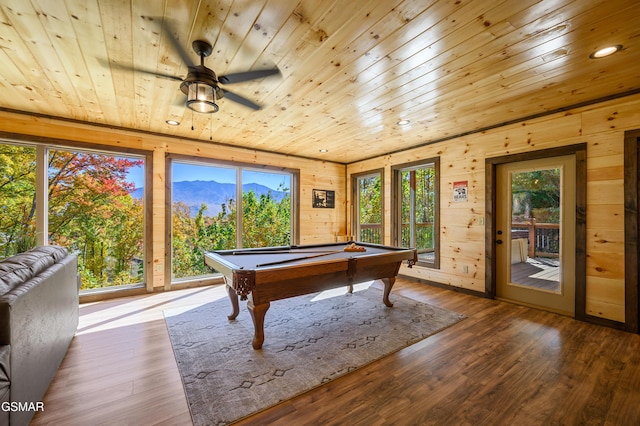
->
[164,285,465,425]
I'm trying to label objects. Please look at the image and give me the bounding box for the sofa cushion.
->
[30,245,68,263]
[0,246,68,296]
[0,264,34,296]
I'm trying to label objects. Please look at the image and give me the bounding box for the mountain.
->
[130,180,286,216]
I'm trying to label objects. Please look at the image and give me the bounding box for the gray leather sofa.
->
[0,245,79,426]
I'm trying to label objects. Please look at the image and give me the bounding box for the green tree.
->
[242,187,291,248]
[400,167,435,249]
[511,168,560,223]
[358,175,382,243]
[172,201,201,278]
[0,145,37,257]
[172,200,238,278]
[170,185,291,278]
[359,175,381,224]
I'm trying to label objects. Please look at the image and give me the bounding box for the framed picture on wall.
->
[312,189,335,208]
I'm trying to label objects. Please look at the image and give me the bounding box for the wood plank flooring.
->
[31,278,640,425]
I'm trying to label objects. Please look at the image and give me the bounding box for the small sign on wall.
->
[453,180,468,202]
[312,189,335,208]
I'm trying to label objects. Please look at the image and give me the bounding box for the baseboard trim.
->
[399,275,485,298]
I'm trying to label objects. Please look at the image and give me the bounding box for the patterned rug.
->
[164,284,465,425]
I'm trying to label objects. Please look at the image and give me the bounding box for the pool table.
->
[204,241,417,349]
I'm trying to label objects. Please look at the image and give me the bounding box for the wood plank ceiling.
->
[0,0,638,164]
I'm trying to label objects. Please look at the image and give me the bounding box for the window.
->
[170,162,236,280]
[241,170,292,248]
[0,141,148,292]
[169,158,296,283]
[353,170,383,244]
[0,144,37,257]
[393,158,440,268]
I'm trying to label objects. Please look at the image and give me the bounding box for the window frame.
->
[0,137,152,294]
[165,154,299,287]
[391,157,440,269]
[351,168,384,244]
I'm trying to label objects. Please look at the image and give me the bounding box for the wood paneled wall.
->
[347,93,640,324]
[1,91,637,322]
[0,111,347,290]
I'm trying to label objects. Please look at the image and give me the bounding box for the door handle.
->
[496,239,503,244]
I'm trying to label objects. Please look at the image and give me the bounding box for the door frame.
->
[485,144,587,321]
[624,129,640,333]
[495,155,576,314]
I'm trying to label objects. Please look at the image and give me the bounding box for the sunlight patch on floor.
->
[310,281,374,302]
[77,285,228,333]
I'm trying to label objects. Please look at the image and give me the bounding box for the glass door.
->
[496,155,575,315]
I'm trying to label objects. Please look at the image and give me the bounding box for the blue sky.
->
[127,163,290,191]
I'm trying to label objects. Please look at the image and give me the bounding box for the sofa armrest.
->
[2,254,78,426]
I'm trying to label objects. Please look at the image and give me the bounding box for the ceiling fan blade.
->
[221,89,262,110]
[98,58,183,82]
[148,16,197,69]
[218,68,280,85]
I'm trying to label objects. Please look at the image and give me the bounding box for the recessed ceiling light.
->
[166,119,180,126]
[397,119,410,126]
[589,45,622,59]
[319,149,328,153]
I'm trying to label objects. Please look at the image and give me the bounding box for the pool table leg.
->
[247,299,270,350]
[226,284,240,320]
[381,276,395,307]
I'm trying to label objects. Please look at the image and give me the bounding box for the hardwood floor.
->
[32,278,640,425]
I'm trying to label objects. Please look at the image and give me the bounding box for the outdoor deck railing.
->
[359,224,383,244]
[359,222,435,248]
[358,220,557,259]
[512,219,560,258]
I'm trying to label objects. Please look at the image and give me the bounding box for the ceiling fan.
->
[106,18,280,113]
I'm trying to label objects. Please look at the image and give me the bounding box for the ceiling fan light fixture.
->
[186,82,219,113]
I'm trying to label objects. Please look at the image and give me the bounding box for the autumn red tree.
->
[0,145,144,289]
[47,150,144,288]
